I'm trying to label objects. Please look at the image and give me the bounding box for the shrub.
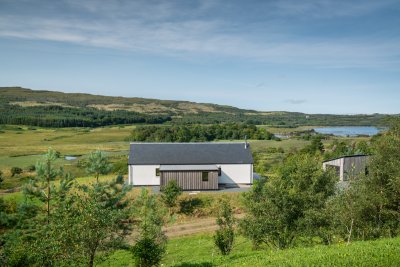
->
[161,180,182,214]
[132,189,167,267]
[26,165,36,172]
[214,199,235,255]
[10,167,23,177]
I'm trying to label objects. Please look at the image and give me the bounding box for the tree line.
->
[0,104,171,127]
[127,123,278,142]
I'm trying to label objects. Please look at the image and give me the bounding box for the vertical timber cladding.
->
[161,170,218,190]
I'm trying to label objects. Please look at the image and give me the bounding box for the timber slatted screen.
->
[161,171,218,190]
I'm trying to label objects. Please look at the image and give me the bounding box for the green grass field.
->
[99,234,400,267]
[0,124,369,189]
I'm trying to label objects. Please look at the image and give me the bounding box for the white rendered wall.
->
[218,164,253,184]
[129,163,253,186]
[129,165,160,186]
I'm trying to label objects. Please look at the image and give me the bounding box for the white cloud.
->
[0,0,399,69]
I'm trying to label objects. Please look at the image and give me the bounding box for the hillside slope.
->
[0,87,393,127]
[100,234,400,266]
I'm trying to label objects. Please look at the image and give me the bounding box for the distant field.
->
[100,234,400,267]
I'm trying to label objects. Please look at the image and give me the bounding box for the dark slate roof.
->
[128,142,253,165]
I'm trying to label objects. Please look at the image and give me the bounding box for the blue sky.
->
[0,0,399,114]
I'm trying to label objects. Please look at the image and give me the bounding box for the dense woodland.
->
[127,124,277,142]
[0,87,394,127]
[0,104,171,127]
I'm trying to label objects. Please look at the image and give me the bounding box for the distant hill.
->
[0,87,394,127]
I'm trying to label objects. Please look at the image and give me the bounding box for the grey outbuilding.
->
[322,155,370,182]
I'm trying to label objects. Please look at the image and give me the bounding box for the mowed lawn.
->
[100,234,400,267]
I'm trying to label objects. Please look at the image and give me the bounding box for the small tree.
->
[23,148,66,224]
[132,189,167,267]
[86,150,112,183]
[214,199,235,255]
[0,170,3,187]
[160,180,182,214]
[10,167,23,177]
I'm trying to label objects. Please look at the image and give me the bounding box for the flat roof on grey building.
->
[323,154,370,163]
[129,142,253,165]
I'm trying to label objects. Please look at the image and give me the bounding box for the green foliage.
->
[214,199,235,255]
[113,159,128,175]
[128,123,276,142]
[2,177,132,267]
[160,180,182,213]
[0,103,171,128]
[322,120,400,243]
[132,189,167,267]
[301,135,324,154]
[10,167,22,177]
[0,170,3,186]
[240,154,337,249]
[323,139,372,161]
[26,164,36,172]
[86,150,112,183]
[23,148,71,223]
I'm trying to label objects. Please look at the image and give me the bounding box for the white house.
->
[128,142,254,190]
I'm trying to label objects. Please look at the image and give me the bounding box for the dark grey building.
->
[323,155,369,181]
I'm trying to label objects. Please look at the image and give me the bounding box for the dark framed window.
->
[156,168,160,176]
[202,172,209,182]
[218,167,222,176]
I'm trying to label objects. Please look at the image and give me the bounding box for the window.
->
[218,167,222,176]
[156,168,160,176]
[202,171,209,182]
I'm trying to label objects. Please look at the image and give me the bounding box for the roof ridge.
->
[129,142,246,145]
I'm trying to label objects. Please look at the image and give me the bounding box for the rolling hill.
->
[0,87,394,127]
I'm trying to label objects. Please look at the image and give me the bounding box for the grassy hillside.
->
[100,234,400,266]
[0,87,394,127]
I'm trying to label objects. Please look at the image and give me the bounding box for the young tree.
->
[214,198,235,255]
[160,180,182,214]
[132,188,167,267]
[28,177,132,267]
[240,153,336,249]
[86,150,112,183]
[0,170,3,187]
[302,135,324,154]
[23,148,68,224]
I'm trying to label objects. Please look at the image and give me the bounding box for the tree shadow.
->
[172,262,213,267]
[179,197,204,215]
